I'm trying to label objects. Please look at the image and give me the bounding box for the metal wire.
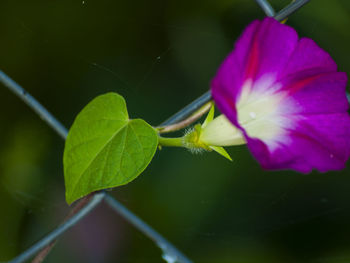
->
[254,0,275,17]
[7,193,105,263]
[104,195,193,263]
[0,71,68,140]
[275,0,311,22]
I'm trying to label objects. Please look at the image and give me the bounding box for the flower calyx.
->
[183,104,233,161]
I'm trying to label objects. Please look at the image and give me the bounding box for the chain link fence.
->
[4,1,345,262]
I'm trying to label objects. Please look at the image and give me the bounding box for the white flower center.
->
[200,77,288,147]
[237,79,285,142]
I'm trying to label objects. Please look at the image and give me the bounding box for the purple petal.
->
[246,113,350,173]
[245,18,298,84]
[281,38,337,78]
[279,71,348,114]
[211,17,350,173]
[250,71,350,173]
[212,17,298,125]
[211,21,260,125]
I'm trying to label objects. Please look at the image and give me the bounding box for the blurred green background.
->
[1,0,350,262]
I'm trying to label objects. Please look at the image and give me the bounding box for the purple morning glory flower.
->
[205,17,350,173]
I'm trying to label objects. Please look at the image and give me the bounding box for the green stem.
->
[158,135,184,147]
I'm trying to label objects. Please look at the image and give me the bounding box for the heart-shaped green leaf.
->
[64,93,158,204]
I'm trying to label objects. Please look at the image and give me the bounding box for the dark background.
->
[1,0,350,262]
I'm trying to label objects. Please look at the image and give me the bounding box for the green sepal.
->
[209,146,233,161]
[201,103,215,128]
